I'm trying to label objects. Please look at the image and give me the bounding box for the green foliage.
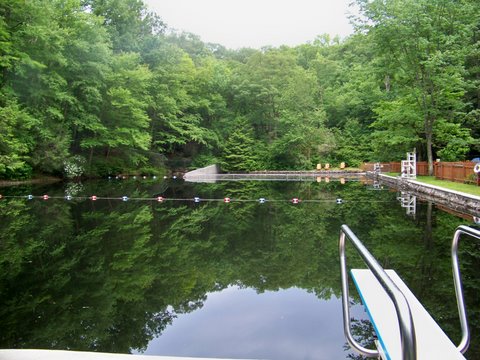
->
[190,153,221,169]
[371,96,423,160]
[0,0,478,179]
[86,0,165,53]
[0,95,36,179]
[434,121,475,161]
[331,119,371,167]
[220,117,260,171]
[356,0,477,171]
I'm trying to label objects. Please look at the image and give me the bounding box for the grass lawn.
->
[414,176,480,196]
[381,173,480,196]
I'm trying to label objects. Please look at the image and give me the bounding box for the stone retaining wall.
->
[372,173,480,217]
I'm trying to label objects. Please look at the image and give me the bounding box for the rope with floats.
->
[0,194,354,204]
[0,193,402,205]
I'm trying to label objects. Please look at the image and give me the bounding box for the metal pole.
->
[451,225,479,353]
[340,225,417,360]
[339,231,379,357]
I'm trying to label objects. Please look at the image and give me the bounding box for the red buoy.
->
[224,197,231,203]
[90,195,97,201]
[157,196,164,202]
[292,198,300,204]
[43,195,49,200]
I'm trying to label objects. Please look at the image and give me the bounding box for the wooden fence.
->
[434,162,476,183]
[362,161,477,184]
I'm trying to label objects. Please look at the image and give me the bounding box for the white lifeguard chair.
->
[401,151,416,179]
[397,191,416,217]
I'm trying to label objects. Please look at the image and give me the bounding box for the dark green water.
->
[0,179,479,359]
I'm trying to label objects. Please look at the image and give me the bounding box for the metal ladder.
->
[339,224,479,359]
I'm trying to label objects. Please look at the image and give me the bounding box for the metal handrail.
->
[339,224,417,359]
[451,225,480,353]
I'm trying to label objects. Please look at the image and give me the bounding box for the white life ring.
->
[474,163,480,174]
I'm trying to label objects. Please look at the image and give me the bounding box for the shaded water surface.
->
[0,179,479,359]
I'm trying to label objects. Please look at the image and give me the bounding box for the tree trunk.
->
[425,201,433,248]
[88,147,94,169]
[426,133,433,176]
[425,119,434,176]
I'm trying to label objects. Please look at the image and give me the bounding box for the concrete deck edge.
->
[373,173,480,216]
[407,178,480,201]
[0,349,255,360]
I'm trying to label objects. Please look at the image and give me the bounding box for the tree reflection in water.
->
[0,179,478,359]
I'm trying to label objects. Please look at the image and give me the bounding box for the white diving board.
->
[351,269,465,360]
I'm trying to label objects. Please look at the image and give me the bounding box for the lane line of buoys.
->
[0,194,351,204]
[107,175,180,180]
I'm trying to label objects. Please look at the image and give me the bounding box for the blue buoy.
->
[336,198,343,204]
[65,195,72,201]
[259,198,266,204]
[194,197,201,203]
[122,196,129,202]
[173,176,177,179]
[27,195,33,200]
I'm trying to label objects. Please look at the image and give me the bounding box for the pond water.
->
[0,178,479,360]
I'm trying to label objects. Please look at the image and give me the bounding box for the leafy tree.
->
[5,0,74,174]
[149,50,219,157]
[82,53,152,173]
[0,95,36,178]
[220,117,260,171]
[165,31,212,60]
[56,3,111,158]
[1,0,479,178]
[356,0,477,172]
[84,0,165,53]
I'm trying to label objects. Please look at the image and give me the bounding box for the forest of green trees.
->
[0,0,479,179]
